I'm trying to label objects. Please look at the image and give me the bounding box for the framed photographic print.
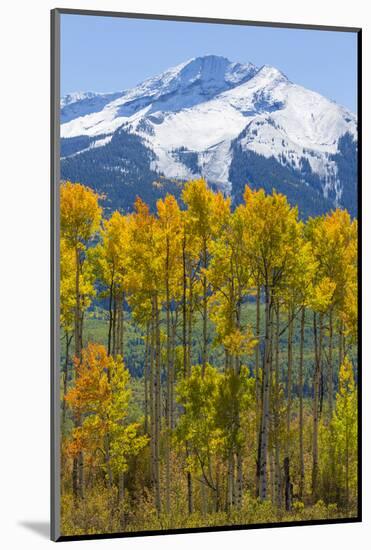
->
[51,8,361,541]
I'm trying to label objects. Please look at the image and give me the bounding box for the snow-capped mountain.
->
[60,55,357,217]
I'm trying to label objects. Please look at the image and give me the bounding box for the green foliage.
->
[320,357,358,507]
[175,365,221,478]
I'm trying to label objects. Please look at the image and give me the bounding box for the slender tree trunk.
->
[170,313,176,430]
[274,303,282,508]
[269,440,275,505]
[201,481,207,516]
[255,283,261,497]
[202,239,208,375]
[107,276,114,356]
[234,299,244,511]
[144,322,150,434]
[227,452,235,510]
[112,292,117,358]
[283,457,293,511]
[345,419,350,511]
[187,273,193,375]
[154,294,162,514]
[339,320,344,367]
[74,247,82,360]
[62,331,72,426]
[77,447,84,499]
[225,294,243,509]
[165,239,171,515]
[185,262,195,514]
[286,306,294,460]
[72,457,79,501]
[119,472,125,513]
[116,295,121,357]
[186,442,194,514]
[182,243,194,515]
[312,312,323,500]
[258,283,272,500]
[256,283,261,405]
[299,308,305,500]
[328,309,334,417]
[119,472,124,499]
[149,310,156,495]
[328,308,335,501]
[73,247,84,499]
[236,449,243,510]
[182,234,187,375]
[215,459,221,512]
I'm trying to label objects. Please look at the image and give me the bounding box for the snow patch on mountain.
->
[61,91,101,108]
[61,55,257,139]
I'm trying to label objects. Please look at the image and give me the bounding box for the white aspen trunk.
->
[154,294,162,514]
[329,309,334,417]
[286,307,293,460]
[258,284,272,500]
[283,457,293,511]
[269,443,275,504]
[255,283,261,498]
[299,308,305,499]
[339,321,344,367]
[165,238,171,515]
[182,233,187,375]
[74,246,82,360]
[74,246,84,499]
[62,332,72,426]
[227,452,235,510]
[107,276,114,356]
[274,304,282,508]
[202,239,208,375]
[187,272,193,375]
[112,291,117,358]
[170,316,176,429]
[236,450,243,510]
[345,419,350,511]
[312,312,322,500]
[150,309,156,494]
[144,323,149,434]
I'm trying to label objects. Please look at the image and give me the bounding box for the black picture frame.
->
[51,8,362,542]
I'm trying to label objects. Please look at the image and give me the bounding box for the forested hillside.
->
[60,179,358,536]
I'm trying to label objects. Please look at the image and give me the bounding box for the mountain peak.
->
[175,54,257,86]
[256,64,288,83]
[61,91,101,108]
[187,54,230,64]
[105,55,259,116]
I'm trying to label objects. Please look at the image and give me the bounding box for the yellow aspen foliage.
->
[240,185,302,287]
[60,237,76,332]
[222,329,257,358]
[60,237,95,333]
[60,181,102,249]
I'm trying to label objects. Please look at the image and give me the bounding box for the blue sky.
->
[61,14,358,113]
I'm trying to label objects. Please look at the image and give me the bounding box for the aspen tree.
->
[60,181,102,499]
[240,186,301,501]
[157,194,183,514]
